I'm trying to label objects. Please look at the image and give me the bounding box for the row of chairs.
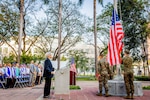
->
[13,75,30,88]
[0,75,30,89]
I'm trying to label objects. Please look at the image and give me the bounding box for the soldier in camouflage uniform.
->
[96,54,112,97]
[122,50,134,99]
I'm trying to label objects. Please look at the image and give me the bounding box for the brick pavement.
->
[0,81,150,100]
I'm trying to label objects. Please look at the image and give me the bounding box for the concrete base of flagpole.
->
[107,80,143,96]
[98,80,143,96]
[113,74,124,81]
[97,73,143,96]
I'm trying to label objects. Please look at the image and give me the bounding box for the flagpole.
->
[113,0,117,12]
[113,0,123,80]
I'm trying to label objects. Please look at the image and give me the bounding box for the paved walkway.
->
[0,81,150,100]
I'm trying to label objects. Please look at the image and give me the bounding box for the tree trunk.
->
[143,62,146,76]
[146,37,150,76]
[141,33,149,76]
[58,0,62,70]
[18,0,24,64]
[93,0,97,77]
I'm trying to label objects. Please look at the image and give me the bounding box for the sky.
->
[36,0,114,20]
[70,0,113,18]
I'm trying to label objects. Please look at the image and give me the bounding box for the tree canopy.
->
[96,0,149,61]
[0,0,89,61]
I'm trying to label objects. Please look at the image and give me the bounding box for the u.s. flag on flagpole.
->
[107,9,124,66]
[70,58,77,73]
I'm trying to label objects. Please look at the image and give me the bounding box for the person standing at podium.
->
[43,52,55,98]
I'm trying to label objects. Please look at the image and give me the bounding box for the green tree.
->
[42,0,62,69]
[97,1,149,75]
[3,54,16,64]
[0,0,48,59]
[97,1,149,61]
[68,50,89,75]
[34,0,87,60]
[120,0,149,75]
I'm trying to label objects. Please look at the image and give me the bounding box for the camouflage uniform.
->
[97,57,112,96]
[122,55,134,98]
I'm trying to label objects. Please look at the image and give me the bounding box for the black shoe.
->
[43,95,50,98]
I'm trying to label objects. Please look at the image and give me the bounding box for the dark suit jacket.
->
[43,58,54,78]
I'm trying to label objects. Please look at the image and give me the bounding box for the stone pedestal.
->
[107,80,143,96]
[54,67,70,94]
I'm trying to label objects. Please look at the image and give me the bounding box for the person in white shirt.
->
[26,64,30,75]
[5,63,13,88]
[2,64,7,78]
[11,62,17,87]
[20,64,25,76]
[29,60,36,87]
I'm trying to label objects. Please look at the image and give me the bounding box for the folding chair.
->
[0,76,6,89]
[13,76,23,88]
[21,75,26,87]
[25,74,30,86]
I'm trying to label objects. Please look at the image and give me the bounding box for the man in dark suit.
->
[43,52,55,98]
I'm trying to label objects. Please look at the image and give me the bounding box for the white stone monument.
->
[52,61,70,94]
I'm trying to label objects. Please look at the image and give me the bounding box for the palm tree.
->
[42,0,62,70]
[78,0,103,76]
[18,0,24,64]
[58,0,62,70]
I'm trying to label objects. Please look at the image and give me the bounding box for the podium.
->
[52,61,70,94]
[55,67,70,94]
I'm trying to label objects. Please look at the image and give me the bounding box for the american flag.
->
[107,9,124,66]
[70,58,76,73]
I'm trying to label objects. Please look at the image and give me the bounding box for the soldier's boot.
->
[130,93,134,99]
[105,91,109,97]
[124,94,130,99]
[96,92,102,96]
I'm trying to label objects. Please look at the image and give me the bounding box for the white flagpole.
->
[113,0,123,80]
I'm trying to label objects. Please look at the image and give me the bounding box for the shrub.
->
[76,76,96,81]
[143,86,150,90]
[70,85,81,90]
[134,76,150,81]
[51,85,81,90]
